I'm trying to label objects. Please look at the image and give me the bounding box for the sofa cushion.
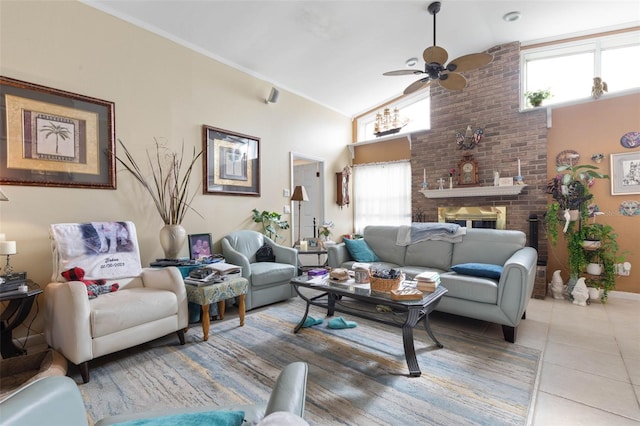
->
[362,226,405,265]
[440,272,498,304]
[250,262,297,287]
[404,240,454,271]
[451,263,503,279]
[343,239,380,262]
[451,228,525,266]
[90,289,178,338]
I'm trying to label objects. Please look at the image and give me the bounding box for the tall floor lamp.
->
[290,185,309,246]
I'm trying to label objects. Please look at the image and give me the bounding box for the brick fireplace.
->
[410,41,549,263]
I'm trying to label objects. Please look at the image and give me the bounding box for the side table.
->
[185,277,248,341]
[1,280,42,358]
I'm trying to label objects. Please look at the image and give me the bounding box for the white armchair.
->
[44,222,188,383]
[222,230,297,310]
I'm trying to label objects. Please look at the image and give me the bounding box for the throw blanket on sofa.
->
[396,223,466,246]
[50,222,142,281]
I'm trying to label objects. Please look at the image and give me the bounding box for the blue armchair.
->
[222,230,298,310]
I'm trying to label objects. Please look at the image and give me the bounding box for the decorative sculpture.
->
[550,270,564,300]
[591,77,608,100]
[571,277,589,306]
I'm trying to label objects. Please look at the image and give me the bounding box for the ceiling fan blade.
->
[438,72,467,90]
[423,46,448,65]
[383,69,425,76]
[447,53,493,72]
[404,78,431,95]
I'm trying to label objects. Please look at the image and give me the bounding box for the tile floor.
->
[452,292,640,425]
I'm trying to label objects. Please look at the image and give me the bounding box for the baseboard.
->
[607,290,640,301]
[13,332,47,352]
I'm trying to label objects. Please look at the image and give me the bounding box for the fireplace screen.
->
[438,206,506,230]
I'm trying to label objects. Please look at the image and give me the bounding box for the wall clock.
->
[458,153,478,186]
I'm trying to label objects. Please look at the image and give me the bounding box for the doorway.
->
[290,152,325,244]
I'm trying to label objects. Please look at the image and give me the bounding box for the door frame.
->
[290,152,325,245]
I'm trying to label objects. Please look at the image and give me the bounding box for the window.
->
[353,161,412,233]
[522,32,640,108]
[355,90,430,142]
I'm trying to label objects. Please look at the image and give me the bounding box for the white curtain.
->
[353,161,412,234]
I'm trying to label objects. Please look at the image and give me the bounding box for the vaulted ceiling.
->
[86,1,640,117]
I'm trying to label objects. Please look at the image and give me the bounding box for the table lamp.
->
[290,185,309,246]
[0,240,17,275]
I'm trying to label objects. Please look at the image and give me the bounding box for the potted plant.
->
[251,209,290,242]
[114,139,202,259]
[582,223,625,302]
[525,89,551,107]
[544,161,609,291]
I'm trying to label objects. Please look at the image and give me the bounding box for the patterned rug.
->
[77,297,541,425]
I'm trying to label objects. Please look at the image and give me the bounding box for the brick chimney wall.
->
[411,41,549,262]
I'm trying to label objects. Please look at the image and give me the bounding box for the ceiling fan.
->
[383,1,493,94]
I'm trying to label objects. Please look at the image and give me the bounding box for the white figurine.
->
[493,171,500,186]
[550,270,564,300]
[563,209,571,233]
[571,277,589,306]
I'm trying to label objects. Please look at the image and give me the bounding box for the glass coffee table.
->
[290,275,447,377]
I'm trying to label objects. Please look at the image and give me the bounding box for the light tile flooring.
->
[454,293,640,425]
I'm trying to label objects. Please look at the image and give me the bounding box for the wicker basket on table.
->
[370,275,403,293]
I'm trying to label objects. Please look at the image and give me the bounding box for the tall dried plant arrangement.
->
[114,139,202,225]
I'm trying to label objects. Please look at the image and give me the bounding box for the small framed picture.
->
[188,233,212,261]
[610,152,640,195]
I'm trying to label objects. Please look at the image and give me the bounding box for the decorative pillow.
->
[343,238,380,262]
[450,263,503,279]
[112,410,245,426]
[256,242,276,262]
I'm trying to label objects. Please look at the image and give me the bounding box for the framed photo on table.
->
[0,76,115,189]
[202,125,260,196]
[610,152,640,195]
[188,233,213,261]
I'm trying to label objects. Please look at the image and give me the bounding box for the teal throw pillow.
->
[343,238,380,262]
[113,410,245,426]
[451,263,503,279]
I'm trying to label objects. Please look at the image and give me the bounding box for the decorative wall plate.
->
[620,131,640,149]
[555,149,580,166]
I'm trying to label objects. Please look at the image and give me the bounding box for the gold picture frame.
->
[0,76,115,189]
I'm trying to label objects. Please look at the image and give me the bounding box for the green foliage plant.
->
[583,223,625,302]
[251,209,290,242]
[525,89,551,107]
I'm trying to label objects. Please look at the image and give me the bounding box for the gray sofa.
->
[327,225,538,343]
[0,362,308,426]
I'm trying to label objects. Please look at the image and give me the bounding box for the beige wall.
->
[0,0,353,330]
[547,93,640,294]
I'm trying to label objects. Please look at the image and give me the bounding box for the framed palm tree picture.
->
[0,76,115,189]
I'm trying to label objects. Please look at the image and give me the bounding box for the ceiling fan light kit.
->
[383,1,493,95]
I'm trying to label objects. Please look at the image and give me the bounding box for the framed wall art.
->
[0,76,115,189]
[610,152,640,195]
[202,125,260,196]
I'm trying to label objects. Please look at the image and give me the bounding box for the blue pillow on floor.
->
[113,410,245,426]
[343,238,380,262]
[451,263,503,279]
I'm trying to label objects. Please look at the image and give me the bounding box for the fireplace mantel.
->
[419,185,527,198]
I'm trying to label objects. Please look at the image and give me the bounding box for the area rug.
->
[77,297,540,425]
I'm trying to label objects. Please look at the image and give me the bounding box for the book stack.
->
[0,272,28,293]
[184,262,241,286]
[414,271,440,293]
